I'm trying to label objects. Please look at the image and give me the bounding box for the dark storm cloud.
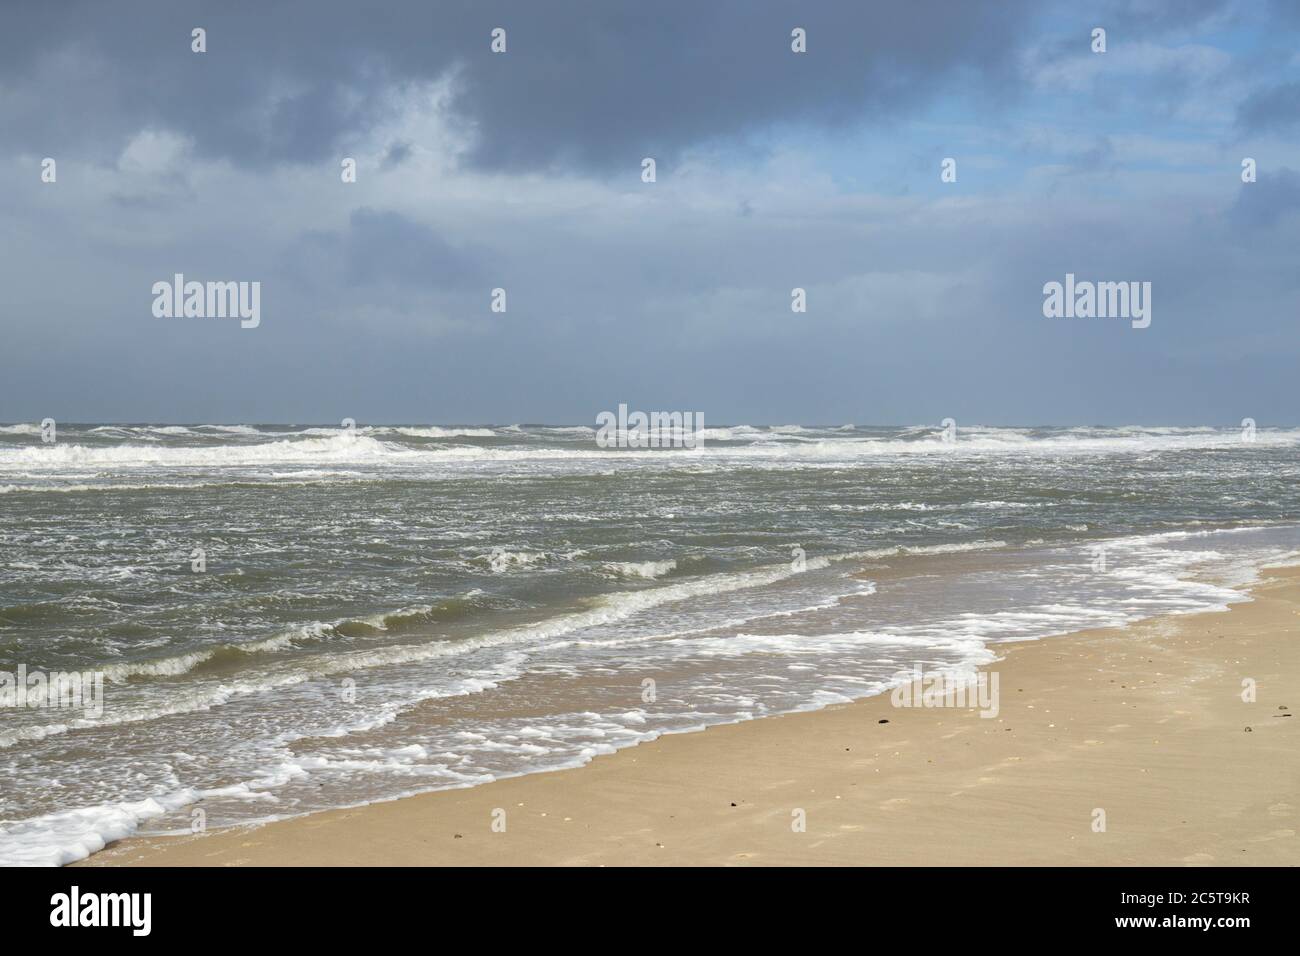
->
[0,0,1037,172]
[448,1,1039,170]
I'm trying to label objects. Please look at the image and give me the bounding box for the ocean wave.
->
[668,628,996,659]
[533,425,596,436]
[600,559,678,580]
[193,424,263,435]
[845,540,1010,560]
[8,426,1300,480]
[478,549,550,572]
[0,475,387,494]
[95,630,302,682]
[89,593,492,683]
[0,433,413,469]
[695,425,766,441]
[387,426,498,439]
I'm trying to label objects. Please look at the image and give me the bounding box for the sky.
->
[1,0,1298,425]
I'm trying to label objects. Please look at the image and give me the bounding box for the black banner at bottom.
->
[0,866,1282,941]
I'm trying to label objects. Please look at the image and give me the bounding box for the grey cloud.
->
[341,209,484,288]
[382,141,414,169]
[274,210,488,335]
[1231,167,1300,229]
[5,167,1296,425]
[1236,81,1300,134]
[1093,0,1236,32]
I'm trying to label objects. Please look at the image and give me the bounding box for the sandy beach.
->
[79,566,1300,867]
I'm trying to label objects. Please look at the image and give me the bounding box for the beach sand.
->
[80,567,1300,866]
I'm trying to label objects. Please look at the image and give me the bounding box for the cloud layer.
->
[1,0,1298,424]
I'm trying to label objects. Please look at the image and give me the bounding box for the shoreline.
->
[78,565,1300,866]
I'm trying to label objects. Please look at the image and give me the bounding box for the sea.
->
[2,422,1298,864]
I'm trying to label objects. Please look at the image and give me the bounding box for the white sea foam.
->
[483,549,549,571]
[0,792,195,867]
